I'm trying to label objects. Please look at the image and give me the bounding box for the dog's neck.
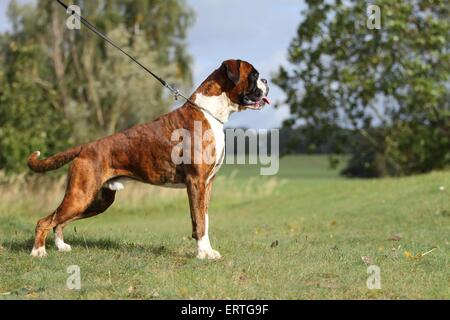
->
[192,79,239,124]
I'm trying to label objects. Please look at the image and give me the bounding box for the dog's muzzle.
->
[240,79,271,110]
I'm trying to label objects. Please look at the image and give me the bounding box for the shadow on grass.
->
[6,237,189,258]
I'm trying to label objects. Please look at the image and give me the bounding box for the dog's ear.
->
[221,60,241,86]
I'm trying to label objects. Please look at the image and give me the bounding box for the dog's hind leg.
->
[31,160,101,258]
[53,188,116,252]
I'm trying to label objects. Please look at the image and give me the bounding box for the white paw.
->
[57,242,72,252]
[30,247,47,258]
[55,238,72,252]
[197,249,221,260]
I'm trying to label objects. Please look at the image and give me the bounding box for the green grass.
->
[0,155,449,299]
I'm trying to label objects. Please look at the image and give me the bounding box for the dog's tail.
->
[27,146,82,173]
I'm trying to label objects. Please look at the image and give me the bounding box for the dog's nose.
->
[261,79,269,95]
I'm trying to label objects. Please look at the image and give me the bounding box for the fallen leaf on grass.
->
[404,247,437,260]
[387,234,402,241]
[361,256,372,265]
[238,273,248,282]
[330,220,337,226]
[404,251,420,260]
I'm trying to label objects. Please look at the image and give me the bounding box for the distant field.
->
[0,155,449,299]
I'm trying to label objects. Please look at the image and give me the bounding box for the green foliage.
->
[273,0,450,176]
[0,42,73,173]
[0,0,194,173]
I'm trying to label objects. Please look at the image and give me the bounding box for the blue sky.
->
[0,0,304,128]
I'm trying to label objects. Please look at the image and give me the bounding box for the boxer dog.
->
[27,59,270,259]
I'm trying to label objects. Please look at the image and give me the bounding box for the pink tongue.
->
[263,97,271,105]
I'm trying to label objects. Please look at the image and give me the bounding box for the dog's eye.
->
[249,72,258,81]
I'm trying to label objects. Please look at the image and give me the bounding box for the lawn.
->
[0,155,448,299]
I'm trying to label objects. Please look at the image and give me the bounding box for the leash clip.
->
[173,88,181,101]
[167,83,181,101]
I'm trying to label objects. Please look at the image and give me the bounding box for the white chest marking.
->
[202,110,225,184]
[194,92,239,123]
[195,93,235,184]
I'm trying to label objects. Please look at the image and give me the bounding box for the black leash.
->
[56,0,225,124]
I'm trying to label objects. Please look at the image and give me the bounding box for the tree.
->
[273,0,450,176]
[0,0,194,173]
[0,40,72,173]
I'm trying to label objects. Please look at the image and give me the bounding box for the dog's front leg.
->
[186,176,221,260]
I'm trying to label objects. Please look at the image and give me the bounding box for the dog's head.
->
[195,59,271,115]
[220,59,271,110]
